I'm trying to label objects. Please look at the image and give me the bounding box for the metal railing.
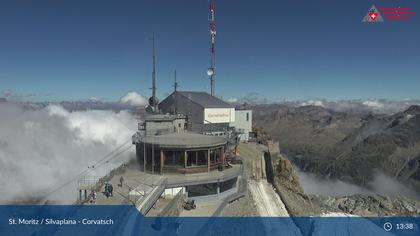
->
[133,132,227,147]
[77,176,101,190]
[138,178,168,214]
[158,189,186,216]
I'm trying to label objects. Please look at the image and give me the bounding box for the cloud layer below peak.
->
[0,103,137,203]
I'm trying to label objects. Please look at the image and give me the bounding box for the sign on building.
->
[204,108,235,124]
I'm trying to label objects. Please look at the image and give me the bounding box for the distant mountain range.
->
[0,100,139,112]
[253,104,420,193]
[232,98,420,115]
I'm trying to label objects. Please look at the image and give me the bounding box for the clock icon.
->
[383,222,392,231]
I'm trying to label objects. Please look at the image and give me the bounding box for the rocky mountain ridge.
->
[254,104,420,194]
[273,153,420,216]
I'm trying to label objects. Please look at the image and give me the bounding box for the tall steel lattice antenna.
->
[207,0,216,96]
[148,33,159,112]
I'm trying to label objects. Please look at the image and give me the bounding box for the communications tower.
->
[148,34,159,112]
[207,0,216,96]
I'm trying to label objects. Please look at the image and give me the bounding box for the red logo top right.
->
[363,4,416,22]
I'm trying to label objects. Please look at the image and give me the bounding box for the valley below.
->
[252,103,420,215]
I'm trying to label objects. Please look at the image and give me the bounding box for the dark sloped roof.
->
[177,91,233,108]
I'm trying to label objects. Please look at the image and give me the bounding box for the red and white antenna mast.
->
[207,0,216,96]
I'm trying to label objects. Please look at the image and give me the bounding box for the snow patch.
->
[300,100,325,107]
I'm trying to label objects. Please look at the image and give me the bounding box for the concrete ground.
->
[220,188,259,216]
[145,196,174,216]
[179,199,222,217]
[93,166,162,205]
[237,142,268,174]
[89,162,241,218]
[91,164,240,205]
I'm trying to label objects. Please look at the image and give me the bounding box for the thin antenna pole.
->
[152,33,158,111]
[173,70,178,92]
[174,70,179,114]
[208,0,216,96]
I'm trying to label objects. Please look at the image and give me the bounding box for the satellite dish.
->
[148,96,159,107]
[145,105,155,113]
[207,68,214,76]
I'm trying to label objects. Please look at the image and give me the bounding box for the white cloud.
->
[0,103,138,203]
[227,98,238,103]
[2,90,13,97]
[290,99,420,114]
[119,91,147,106]
[296,170,366,196]
[362,100,384,109]
[296,169,417,199]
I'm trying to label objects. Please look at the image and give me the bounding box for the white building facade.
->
[230,110,252,142]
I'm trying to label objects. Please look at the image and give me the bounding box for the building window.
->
[164,151,175,166]
[246,112,249,122]
[164,151,184,167]
[186,150,208,167]
[210,148,221,164]
[220,177,237,193]
[186,183,218,197]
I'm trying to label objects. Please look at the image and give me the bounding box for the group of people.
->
[104,182,114,198]
[89,179,121,203]
[87,182,114,203]
[89,190,97,204]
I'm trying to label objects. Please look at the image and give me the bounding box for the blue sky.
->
[0,0,419,102]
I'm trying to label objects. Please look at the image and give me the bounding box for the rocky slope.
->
[273,153,420,216]
[273,156,320,216]
[254,104,420,192]
[311,194,420,216]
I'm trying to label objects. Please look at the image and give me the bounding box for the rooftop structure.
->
[160,91,232,109]
[132,114,229,175]
[159,91,235,133]
[138,114,186,136]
